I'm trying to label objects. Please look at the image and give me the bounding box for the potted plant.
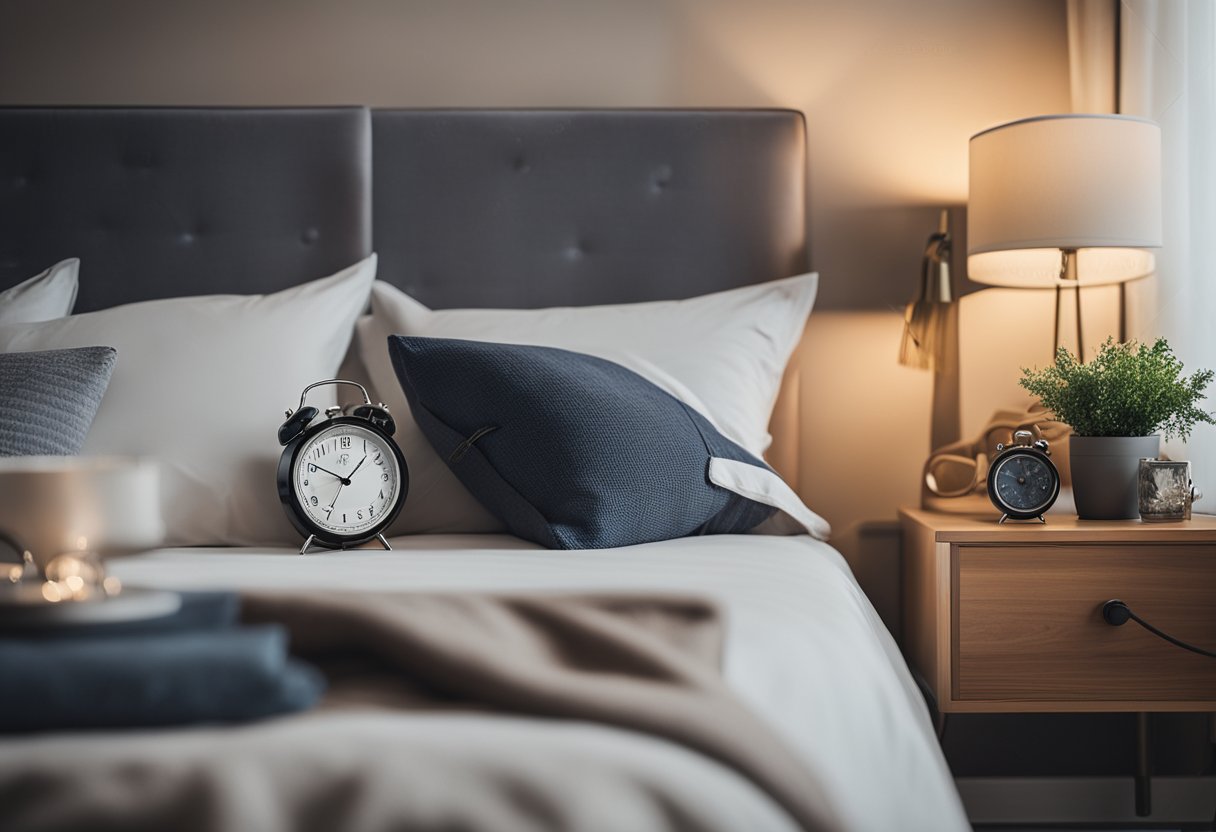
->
[1020,338,1214,520]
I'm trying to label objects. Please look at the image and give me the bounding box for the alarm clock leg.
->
[376,533,392,551]
[299,535,316,556]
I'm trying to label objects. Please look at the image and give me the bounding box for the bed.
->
[0,107,968,830]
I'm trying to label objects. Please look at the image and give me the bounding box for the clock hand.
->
[345,455,368,480]
[327,481,345,512]
[309,463,350,485]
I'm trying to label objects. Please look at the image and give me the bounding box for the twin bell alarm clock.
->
[986,429,1060,524]
[277,380,408,554]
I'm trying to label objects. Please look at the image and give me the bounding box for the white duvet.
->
[6,534,968,831]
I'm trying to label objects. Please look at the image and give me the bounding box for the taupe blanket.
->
[3,592,843,832]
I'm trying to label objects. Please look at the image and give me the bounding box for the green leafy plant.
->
[1019,337,1215,440]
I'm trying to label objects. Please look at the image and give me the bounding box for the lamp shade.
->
[968,114,1162,287]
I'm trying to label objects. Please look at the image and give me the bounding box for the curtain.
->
[1119,0,1216,503]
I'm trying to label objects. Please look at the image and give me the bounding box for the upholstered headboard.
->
[0,107,372,312]
[0,107,806,309]
[0,107,808,483]
[370,109,807,308]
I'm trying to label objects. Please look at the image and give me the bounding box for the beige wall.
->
[0,0,1072,552]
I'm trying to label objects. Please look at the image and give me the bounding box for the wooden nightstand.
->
[899,508,1216,715]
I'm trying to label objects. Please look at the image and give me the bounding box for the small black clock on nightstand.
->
[986,429,1060,523]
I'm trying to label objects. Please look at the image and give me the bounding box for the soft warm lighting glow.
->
[968,114,1162,287]
[45,554,83,581]
[968,247,1156,288]
[957,285,1124,434]
[40,552,107,601]
[799,311,933,539]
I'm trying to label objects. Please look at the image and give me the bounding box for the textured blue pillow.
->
[388,336,776,549]
[0,347,117,456]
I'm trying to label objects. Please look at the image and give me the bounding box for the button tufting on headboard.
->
[650,164,673,193]
[0,107,372,311]
[0,108,805,315]
[564,239,592,261]
[371,109,807,309]
[121,151,157,173]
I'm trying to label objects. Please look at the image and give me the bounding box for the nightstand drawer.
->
[956,545,1216,702]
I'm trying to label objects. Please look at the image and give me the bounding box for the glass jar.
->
[1137,459,1197,522]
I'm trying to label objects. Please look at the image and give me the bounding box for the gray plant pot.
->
[1069,435,1160,520]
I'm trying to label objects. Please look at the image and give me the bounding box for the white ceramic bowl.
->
[0,456,162,571]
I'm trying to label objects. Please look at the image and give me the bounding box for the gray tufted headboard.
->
[0,107,806,312]
[0,106,808,484]
[371,109,807,308]
[0,107,372,313]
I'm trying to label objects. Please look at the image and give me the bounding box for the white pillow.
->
[356,273,819,535]
[0,259,79,325]
[0,255,377,546]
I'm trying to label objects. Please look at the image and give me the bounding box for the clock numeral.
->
[381,472,389,481]
[340,436,352,449]
[342,513,347,523]
[310,496,318,506]
[322,505,332,516]
[356,510,364,521]
[307,463,317,474]
[368,504,375,517]
[303,479,309,487]
[373,452,384,466]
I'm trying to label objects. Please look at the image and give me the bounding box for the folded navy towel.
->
[0,594,324,733]
[15,591,240,641]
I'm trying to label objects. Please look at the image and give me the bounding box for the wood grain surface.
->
[957,545,1216,702]
[900,509,1216,713]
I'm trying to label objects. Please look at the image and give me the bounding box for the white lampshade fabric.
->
[967,114,1162,287]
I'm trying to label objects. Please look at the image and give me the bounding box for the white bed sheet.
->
[93,532,968,831]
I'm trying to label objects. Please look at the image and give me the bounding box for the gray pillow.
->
[0,347,117,456]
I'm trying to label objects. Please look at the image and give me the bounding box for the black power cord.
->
[1102,600,1216,659]
[1103,600,1216,828]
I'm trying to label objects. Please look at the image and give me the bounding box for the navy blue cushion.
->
[0,593,324,733]
[388,336,776,549]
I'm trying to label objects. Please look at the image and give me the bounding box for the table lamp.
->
[967,114,1162,359]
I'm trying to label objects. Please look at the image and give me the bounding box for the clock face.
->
[292,422,402,537]
[992,452,1057,514]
